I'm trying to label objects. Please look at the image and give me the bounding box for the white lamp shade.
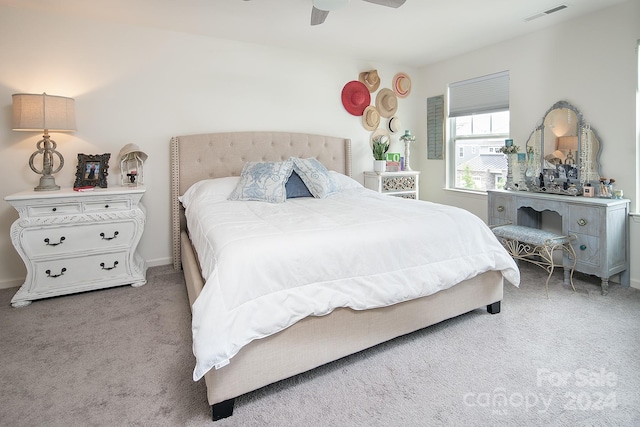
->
[12,93,76,131]
[557,136,578,151]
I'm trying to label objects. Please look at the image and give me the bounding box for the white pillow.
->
[179,176,241,209]
[227,160,294,203]
[329,171,363,191]
[291,157,338,198]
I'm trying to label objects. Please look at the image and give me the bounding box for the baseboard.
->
[631,278,640,290]
[0,278,22,290]
[146,257,172,268]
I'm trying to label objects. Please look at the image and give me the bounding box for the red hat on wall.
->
[341,81,371,116]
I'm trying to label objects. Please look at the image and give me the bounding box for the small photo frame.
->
[74,153,110,188]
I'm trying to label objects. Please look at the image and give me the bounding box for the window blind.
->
[448,70,509,117]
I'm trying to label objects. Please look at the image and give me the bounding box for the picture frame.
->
[74,153,110,188]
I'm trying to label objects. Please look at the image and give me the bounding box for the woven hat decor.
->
[387,116,403,134]
[362,106,380,131]
[392,72,411,98]
[341,81,371,116]
[375,88,398,118]
[358,70,381,93]
[370,128,391,149]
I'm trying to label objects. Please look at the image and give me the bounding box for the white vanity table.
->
[5,186,147,307]
[488,190,629,295]
[489,101,630,295]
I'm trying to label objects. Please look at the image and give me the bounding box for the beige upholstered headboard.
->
[170,131,353,269]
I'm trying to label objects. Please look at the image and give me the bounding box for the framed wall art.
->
[74,153,110,188]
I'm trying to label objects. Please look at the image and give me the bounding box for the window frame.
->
[446,71,510,193]
[448,111,510,192]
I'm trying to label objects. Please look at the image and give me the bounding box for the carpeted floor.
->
[0,263,639,427]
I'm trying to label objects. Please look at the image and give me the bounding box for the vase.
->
[373,160,386,173]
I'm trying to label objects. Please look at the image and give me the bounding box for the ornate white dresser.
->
[487,189,629,294]
[5,186,147,307]
[363,171,420,199]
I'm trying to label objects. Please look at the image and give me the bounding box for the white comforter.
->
[181,175,520,381]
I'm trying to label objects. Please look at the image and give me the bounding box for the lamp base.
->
[34,175,60,191]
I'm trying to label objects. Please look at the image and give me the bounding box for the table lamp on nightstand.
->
[12,93,76,191]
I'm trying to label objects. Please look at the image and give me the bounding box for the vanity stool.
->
[491,224,576,298]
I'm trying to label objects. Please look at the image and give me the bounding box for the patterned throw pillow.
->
[291,157,338,198]
[227,160,294,203]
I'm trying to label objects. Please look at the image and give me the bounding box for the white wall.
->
[0,6,418,288]
[414,0,640,288]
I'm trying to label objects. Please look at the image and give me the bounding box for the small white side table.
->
[363,171,420,199]
[5,186,147,307]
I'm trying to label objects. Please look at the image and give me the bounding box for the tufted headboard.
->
[170,131,353,269]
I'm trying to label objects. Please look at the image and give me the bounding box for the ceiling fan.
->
[311,0,406,26]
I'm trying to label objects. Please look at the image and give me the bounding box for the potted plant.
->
[372,135,390,173]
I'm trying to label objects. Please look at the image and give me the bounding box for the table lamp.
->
[557,136,578,165]
[12,93,76,191]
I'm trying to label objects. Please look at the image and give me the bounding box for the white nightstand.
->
[5,186,147,307]
[364,171,420,199]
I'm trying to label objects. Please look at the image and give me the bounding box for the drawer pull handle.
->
[46,268,66,278]
[497,205,504,212]
[52,207,57,212]
[44,237,66,246]
[100,231,119,241]
[580,244,587,251]
[100,261,119,271]
[577,218,587,226]
[104,204,110,209]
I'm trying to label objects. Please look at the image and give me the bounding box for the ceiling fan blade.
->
[362,0,406,8]
[311,6,330,25]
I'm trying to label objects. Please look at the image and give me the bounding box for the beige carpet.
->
[0,263,639,426]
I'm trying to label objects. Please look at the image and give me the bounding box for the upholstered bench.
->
[491,224,577,297]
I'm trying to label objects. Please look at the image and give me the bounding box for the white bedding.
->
[181,173,520,381]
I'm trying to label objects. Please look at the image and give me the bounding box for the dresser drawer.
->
[83,199,131,212]
[488,194,514,225]
[571,233,601,268]
[31,251,130,293]
[381,175,416,192]
[567,205,601,237]
[28,202,82,217]
[22,221,136,257]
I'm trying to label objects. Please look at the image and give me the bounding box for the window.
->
[448,71,510,192]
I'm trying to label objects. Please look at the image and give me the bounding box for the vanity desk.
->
[491,100,630,295]
[487,190,629,295]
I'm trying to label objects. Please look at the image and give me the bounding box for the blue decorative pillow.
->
[291,157,338,199]
[285,171,313,199]
[227,160,294,203]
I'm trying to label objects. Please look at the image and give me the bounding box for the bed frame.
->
[170,131,504,421]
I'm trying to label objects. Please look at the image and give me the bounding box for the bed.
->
[170,131,519,421]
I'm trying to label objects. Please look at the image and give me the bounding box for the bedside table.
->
[364,171,420,199]
[5,186,147,307]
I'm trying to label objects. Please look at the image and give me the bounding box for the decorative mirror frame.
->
[74,153,110,188]
[523,100,602,196]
